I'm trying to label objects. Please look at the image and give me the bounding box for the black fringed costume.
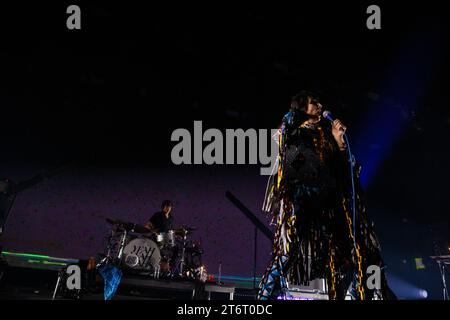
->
[257,111,395,300]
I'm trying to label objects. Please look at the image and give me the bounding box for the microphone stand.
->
[343,133,357,245]
[323,112,357,245]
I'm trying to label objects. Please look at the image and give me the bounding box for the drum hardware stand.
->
[95,228,128,271]
[52,276,61,300]
[117,229,128,262]
[179,229,187,276]
[436,259,449,300]
[52,266,82,300]
[153,264,161,279]
[430,235,450,300]
[98,230,116,267]
[52,269,64,300]
[169,228,188,278]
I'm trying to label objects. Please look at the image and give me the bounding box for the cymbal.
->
[175,229,193,236]
[105,218,151,234]
[105,217,121,225]
[174,225,196,235]
[123,223,152,234]
[177,225,197,231]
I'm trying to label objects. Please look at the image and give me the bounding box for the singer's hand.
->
[331,119,347,150]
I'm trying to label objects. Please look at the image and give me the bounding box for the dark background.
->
[0,2,449,298]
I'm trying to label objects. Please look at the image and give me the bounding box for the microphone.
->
[322,110,346,132]
[322,110,334,122]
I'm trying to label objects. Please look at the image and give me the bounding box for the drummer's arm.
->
[144,221,154,230]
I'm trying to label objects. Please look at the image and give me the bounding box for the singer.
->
[258,90,395,300]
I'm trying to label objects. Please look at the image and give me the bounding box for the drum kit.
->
[98,218,205,281]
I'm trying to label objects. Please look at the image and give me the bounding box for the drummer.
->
[144,200,174,233]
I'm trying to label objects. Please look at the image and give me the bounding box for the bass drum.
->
[122,236,161,274]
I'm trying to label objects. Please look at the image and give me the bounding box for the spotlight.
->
[388,275,429,299]
[419,290,428,299]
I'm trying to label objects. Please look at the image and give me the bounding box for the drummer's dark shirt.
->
[149,211,173,232]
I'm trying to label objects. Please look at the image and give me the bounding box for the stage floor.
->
[0,250,254,300]
[1,250,335,300]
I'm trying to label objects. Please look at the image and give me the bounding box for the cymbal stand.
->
[437,259,449,300]
[117,228,128,263]
[179,229,187,276]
